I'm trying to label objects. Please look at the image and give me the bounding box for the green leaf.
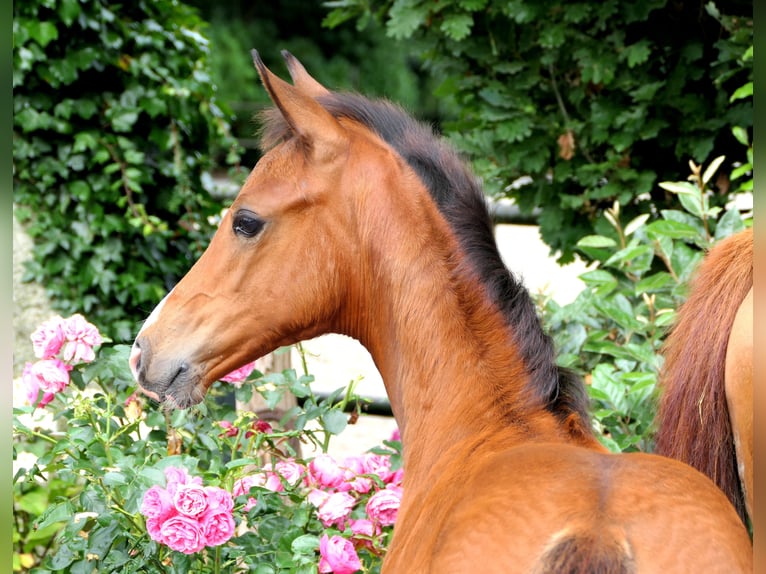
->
[714,209,746,240]
[320,409,348,435]
[291,534,320,555]
[579,270,617,296]
[635,272,674,293]
[701,155,725,185]
[28,21,59,47]
[645,219,700,240]
[729,82,752,102]
[577,235,617,249]
[440,13,473,41]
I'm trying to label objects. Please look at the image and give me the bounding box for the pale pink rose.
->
[233,473,280,511]
[30,316,66,359]
[200,509,235,546]
[159,515,206,554]
[363,453,394,484]
[389,468,404,486]
[366,485,402,527]
[220,361,256,384]
[164,467,202,497]
[309,454,345,489]
[348,518,380,550]
[141,485,176,520]
[318,534,362,574]
[145,516,164,542]
[61,314,102,363]
[23,359,72,407]
[274,460,305,488]
[173,484,208,517]
[204,486,233,513]
[338,456,372,494]
[316,491,356,528]
[307,488,331,509]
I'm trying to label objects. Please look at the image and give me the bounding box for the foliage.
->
[14,334,401,573]
[184,1,451,167]
[324,0,753,261]
[542,155,750,452]
[13,0,242,342]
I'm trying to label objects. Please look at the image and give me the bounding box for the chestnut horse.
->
[654,228,753,526]
[129,51,752,572]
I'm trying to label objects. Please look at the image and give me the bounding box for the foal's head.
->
[129,51,422,407]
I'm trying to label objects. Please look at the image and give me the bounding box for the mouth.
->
[130,339,206,409]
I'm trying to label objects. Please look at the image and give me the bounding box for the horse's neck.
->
[339,192,568,480]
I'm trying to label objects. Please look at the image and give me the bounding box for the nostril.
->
[129,341,143,381]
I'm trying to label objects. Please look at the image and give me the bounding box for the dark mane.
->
[259,92,591,427]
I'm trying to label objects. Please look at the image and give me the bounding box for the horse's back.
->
[416,443,751,573]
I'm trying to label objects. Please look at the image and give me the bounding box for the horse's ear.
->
[281,50,330,97]
[252,49,345,162]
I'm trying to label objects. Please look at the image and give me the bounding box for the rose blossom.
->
[30,316,66,359]
[348,518,380,551]
[61,314,103,363]
[338,456,372,494]
[21,362,54,408]
[316,491,356,528]
[204,486,234,513]
[164,466,203,497]
[200,509,235,546]
[141,485,176,521]
[274,459,305,488]
[363,453,395,484]
[158,515,206,554]
[173,484,208,517]
[220,361,256,384]
[233,473,281,512]
[22,359,72,408]
[308,454,345,489]
[318,534,362,574]
[366,485,403,527]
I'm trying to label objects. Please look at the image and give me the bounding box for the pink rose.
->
[318,534,362,574]
[204,486,233,513]
[173,484,208,517]
[307,488,330,509]
[141,485,176,521]
[200,509,235,546]
[217,420,238,438]
[338,456,372,494]
[274,460,305,488]
[30,316,66,359]
[220,361,256,384]
[159,515,206,554]
[363,453,394,484]
[145,516,164,542]
[316,491,356,528]
[23,359,72,408]
[309,454,345,489]
[164,466,202,497]
[61,314,102,363]
[366,485,402,527]
[348,518,380,551]
[389,428,401,442]
[233,473,280,511]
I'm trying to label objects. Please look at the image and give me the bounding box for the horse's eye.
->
[232,210,265,238]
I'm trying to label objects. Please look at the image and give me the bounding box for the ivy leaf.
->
[27,21,59,47]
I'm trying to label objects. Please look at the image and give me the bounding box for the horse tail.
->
[536,527,635,574]
[653,228,753,523]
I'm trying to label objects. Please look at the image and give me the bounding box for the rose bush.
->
[13,319,403,573]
